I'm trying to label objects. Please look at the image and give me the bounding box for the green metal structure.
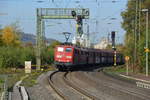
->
[36,8,89,70]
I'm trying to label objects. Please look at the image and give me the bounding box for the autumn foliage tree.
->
[0,23,59,68]
[1,26,21,46]
[0,28,3,46]
[0,34,2,46]
[2,26,15,45]
[0,24,36,68]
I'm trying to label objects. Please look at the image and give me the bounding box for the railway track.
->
[83,71,150,100]
[101,71,150,100]
[63,72,100,100]
[48,71,66,100]
[48,71,99,100]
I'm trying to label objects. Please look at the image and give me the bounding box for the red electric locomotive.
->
[54,44,125,70]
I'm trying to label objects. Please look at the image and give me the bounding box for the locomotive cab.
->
[54,45,74,69]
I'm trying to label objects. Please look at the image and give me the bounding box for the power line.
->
[65,0,72,8]
[101,8,125,20]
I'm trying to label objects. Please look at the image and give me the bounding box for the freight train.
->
[54,44,125,70]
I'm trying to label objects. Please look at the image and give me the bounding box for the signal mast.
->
[71,10,89,47]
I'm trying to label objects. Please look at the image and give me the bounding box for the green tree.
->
[48,41,61,49]
[121,0,150,73]
[42,41,61,64]
[0,47,35,68]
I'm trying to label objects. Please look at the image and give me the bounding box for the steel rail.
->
[48,71,68,100]
[63,72,100,100]
[87,71,150,100]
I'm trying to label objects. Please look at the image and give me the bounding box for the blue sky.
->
[0,0,128,44]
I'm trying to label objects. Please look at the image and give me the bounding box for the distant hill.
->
[21,33,57,45]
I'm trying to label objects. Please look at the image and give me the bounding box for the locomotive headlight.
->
[66,56,72,59]
[57,55,62,58]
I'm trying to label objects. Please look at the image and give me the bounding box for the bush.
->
[41,47,54,65]
[41,41,61,65]
[0,46,56,68]
[0,41,60,68]
[0,46,35,68]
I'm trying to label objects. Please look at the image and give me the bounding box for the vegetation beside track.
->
[21,71,42,87]
[0,22,60,93]
[103,66,136,82]
[0,22,60,69]
[0,77,4,94]
[21,67,56,87]
[0,66,56,93]
[121,0,150,73]
[103,65,133,77]
[0,69,25,92]
[104,65,126,73]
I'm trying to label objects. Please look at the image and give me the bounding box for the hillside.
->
[21,33,57,45]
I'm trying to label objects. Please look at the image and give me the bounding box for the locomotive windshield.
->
[65,48,72,52]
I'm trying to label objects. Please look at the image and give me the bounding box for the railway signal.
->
[71,9,89,45]
[111,31,115,49]
[111,31,116,66]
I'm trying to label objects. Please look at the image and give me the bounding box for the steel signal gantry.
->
[36,8,89,70]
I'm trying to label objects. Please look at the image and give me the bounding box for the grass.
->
[21,71,42,87]
[0,68,25,74]
[0,77,4,93]
[103,65,131,76]
[104,65,126,72]
[1,69,26,92]
[0,72,25,93]
[104,65,132,73]
[21,66,56,87]
[0,65,56,90]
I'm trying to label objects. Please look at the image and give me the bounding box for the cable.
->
[65,0,72,8]
[101,8,125,20]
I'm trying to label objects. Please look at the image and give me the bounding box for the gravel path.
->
[26,71,61,100]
